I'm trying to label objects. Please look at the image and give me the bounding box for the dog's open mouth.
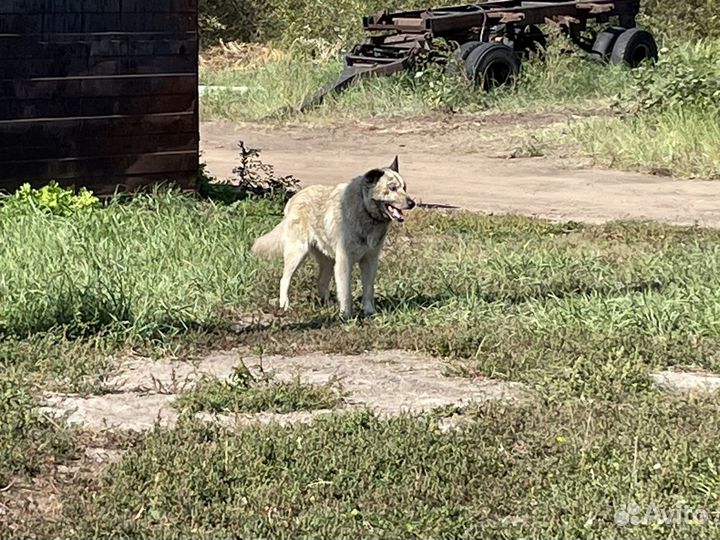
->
[384,204,405,222]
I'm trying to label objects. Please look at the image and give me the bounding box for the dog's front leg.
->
[360,251,380,316]
[334,250,353,318]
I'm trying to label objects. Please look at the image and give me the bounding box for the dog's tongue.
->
[389,206,404,222]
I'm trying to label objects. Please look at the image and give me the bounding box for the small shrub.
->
[199,141,301,203]
[641,0,719,40]
[625,40,720,113]
[2,181,100,217]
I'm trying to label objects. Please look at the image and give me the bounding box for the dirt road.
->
[201,118,720,226]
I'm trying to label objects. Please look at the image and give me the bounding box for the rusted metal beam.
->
[577,2,615,13]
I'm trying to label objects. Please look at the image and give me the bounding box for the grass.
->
[0,191,281,339]
[199,39,631,122]
[0,368,74,487]
[25,398,720,538]
[4,193,720,537]
[574,105,720,178]
[200,36,720,179]
[175,364,341,414]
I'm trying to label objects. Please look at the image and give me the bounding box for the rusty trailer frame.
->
[300,0,651,111]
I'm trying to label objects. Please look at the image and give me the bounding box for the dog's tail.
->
[251,221,285,259]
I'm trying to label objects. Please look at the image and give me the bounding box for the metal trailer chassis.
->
[300,0,657,111]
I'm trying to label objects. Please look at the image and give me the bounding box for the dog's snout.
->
[407,198,416,210]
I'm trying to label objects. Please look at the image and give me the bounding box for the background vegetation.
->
[198,0,719,46]
[198,0,719,179]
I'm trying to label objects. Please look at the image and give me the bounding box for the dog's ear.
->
[389,155,399,173]
[365,168,385,184]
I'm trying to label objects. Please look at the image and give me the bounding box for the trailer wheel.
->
[465,43,521,90]
[455,41,482,61]
[446,41,482,76]
[590,26,625,61]
[610,28,658,67]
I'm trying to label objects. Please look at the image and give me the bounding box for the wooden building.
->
[0,0,199,194]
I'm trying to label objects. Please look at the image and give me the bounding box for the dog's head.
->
[362,156,415,223]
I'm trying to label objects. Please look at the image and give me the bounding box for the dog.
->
[251,156,415,318]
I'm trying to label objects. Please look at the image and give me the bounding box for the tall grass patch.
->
[201,37,634,121]
[0,191,282,339]
[574,40,720,178]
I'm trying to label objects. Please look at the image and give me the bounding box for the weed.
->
[30,397,720,538]
[198,142,300,204]
[175,362,341,414]
[1,182,100,217]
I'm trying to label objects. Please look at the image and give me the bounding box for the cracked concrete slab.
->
[652,370,720,394]
[42,349,527,432]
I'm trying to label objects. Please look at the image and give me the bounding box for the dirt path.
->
[201,118,720,226]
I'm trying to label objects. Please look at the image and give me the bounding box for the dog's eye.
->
[389,184,398,192]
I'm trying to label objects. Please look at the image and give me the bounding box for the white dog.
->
[251,157,415,318]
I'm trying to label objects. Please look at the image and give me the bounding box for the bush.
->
[627,40,720,112]
[199,141,301,203]
[641,0,719,40]
[2,182,100,217]
[199,0,447,47]
[200,0,719,47]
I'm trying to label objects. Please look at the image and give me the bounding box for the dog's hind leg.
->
[279,241,308,310]
[334,250,353,319]
[360,250,380,316]
[312,249,334,305]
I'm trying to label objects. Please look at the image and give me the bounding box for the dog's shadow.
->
[264,278,667,332]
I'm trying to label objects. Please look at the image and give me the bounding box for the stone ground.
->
[41,349,720,435]
[41,350,528,432]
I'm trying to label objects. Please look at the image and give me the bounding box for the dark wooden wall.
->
[0,0,199,194]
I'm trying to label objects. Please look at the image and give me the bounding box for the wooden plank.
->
[0,55,196,78]
[0,151,198,181]
[0,12,195,34]
[0,74,197,100]
[0,113,196,145]
[0,36,197,60]
[0,132,197,161]
[0,93,195,121]
[0,0,198,14]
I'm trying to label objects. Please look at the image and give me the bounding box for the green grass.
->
[4,194,720,537]
[175,364,341,414]
[0,368,74,487]
[0,191,281,339]
[28,398,720,538]
[574,105,720,178]
[200,39,631,122]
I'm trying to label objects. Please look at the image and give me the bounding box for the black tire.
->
[455,40,482,61]
[590,26,625,61]
[447,41,481,75]
[610,28,658,67]
[464,42,521,90]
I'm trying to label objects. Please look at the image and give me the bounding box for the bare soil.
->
[201,117,720,226]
